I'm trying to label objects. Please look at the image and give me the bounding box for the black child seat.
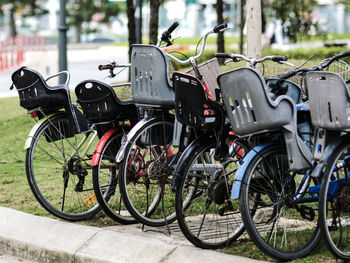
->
[11,66,89,134]
[173,72,223,130]
[75,80,137,125]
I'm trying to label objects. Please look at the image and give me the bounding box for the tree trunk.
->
[127,0,136,59]
[216,0,225,64]
[246,0,261,58]
[75,23,82,43]
[239,0,245,54]
[9,7,17,37]
[149,0,161,45]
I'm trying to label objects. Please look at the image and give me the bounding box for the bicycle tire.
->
[240,144,321,261]
[175,135,245,249]
[26,114,101,221]
[93,129,137,224]
[118,116,178,227]
[319,139,350,260]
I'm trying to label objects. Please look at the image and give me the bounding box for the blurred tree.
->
[271,0,317,42]
[126,0,136,58]
[149,0,165,45]
[0,0,48,37]
[216,0,225,63]
[67,0,121,43]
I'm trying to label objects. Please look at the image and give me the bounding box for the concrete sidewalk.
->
[0,207,263,263]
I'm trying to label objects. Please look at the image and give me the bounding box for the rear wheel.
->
[93,130,137,224]
[240,144,320,261]
[26,114,100,221]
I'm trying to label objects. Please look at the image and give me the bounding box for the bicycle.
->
[304,54,350,260]
[11,65,137,221]
[223,51,350,261]
[81,63,140,225]
[172,53,299,249]
[11,67,99,221]
[115,22,228,228]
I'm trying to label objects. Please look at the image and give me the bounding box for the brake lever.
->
[278,61,295,67]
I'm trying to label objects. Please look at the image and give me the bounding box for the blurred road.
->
[0,44,129,98]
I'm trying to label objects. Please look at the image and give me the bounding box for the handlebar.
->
[277,50,350,80]
[166,23,228,65]
[215,53,288,67]
[213,23,228,33]
[158,21,180,47]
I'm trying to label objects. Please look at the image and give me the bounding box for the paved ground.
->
[0,207,264,263]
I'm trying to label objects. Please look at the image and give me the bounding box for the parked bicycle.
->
[223,51,350,261]
[172,53,296,250]
[11,65,137,222]
[304,52,350,260]
[114,22,228,228]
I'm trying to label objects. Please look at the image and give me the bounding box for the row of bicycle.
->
[10,22,350,261]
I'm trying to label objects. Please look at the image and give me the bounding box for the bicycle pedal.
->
[299,205,315,221]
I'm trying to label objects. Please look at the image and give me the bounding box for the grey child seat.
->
[306,71,350,130]
[218,67,313,170]
[131,44,174,108]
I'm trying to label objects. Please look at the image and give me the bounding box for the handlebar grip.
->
[215,53,232,59]
[167,21,179,35]
[98,64,115,71]
[335,50,350,60]
[272,56,288,62]
[161,21,179,44]
[213,23,227,33]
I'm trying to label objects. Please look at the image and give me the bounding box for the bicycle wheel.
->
[119,116,179,227]
[175,136,245,249]
[240,144,320,261]
[319,140,350,260]
[93,129,137,224]
[26,114,100,221]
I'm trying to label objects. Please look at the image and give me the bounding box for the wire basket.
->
[185,58,221,100]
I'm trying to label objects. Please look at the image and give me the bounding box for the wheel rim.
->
[28,116,99,219]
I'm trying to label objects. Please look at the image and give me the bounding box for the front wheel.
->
[118,116,178,227]
[239,144,320,261]
[26,114,100,221]
[319,140,350,260]
[175,136,244,249]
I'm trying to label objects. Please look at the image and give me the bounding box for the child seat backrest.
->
[218,67,294,136]
[306,71,350,130]
[131,44,174,108]
[173,72,223,130]
[75,80,137,124]
[11,66,67,111]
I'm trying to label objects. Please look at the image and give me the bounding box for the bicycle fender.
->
[91,127,118,166]
[311,134,350,178]
[24,113,57,149]
[115,116,160,163]
[231,142,274,199]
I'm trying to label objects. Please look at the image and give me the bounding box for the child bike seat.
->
[173,72,223,130]
[306,71,350,130]
[218,67,312,170]
[130,44,174,108]
[75,79,137,125]
[11,66,88,134]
